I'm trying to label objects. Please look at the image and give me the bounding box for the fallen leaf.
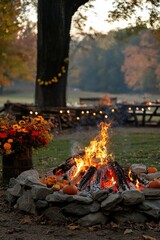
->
[124,228,133,234]
[19,216,33,225]
[142,235,156,240]
[66,224,81,230]
[88,225,101,231]
[110,222,119,229]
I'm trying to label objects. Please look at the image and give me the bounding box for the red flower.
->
[0,132,8,138]
[31,131,39,137]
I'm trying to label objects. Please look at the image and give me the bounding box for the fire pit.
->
[6,123,160,227]
[42,123,146,192]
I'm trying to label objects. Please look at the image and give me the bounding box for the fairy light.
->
[99,111,103,114]
[67,110,70,114]
[86,111,89,114]
[111,109,115,112]
[29,111,33,115]
[148,107,151,110]
[37,57,69,86]
[60,110,63,114]
[76,117,80,120]
[104,115,108,119]
[81,111,85,115]
[136,107,139,111]
[128,107,132,111]
[35,111,38,115]
[93,112,96,116]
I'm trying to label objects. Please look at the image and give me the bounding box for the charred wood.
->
[109,161,130,191]
[129,170,148,186]
[53,152,84,175]
[79,166,97,190]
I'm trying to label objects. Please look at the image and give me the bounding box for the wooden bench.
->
[121,103,160,126]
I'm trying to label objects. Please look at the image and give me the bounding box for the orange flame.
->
[73,123,112,178]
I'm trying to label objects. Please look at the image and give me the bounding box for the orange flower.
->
[0,114,53,155]
[8,139,13,143]
[3,142,11,150]
[12,124,21,130]
[19,120,26,125]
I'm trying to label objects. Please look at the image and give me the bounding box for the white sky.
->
[29,0,149,35]
[81,0,129,33]
[29,0,130,34]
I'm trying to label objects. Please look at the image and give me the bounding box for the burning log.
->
[79,166,97,190]
[109,161,130,191]
[128,170,148,186]
[53,152,84,176]
[89,168,103,191]
[71,169,86,185]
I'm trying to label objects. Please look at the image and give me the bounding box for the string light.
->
[37,58,69,86]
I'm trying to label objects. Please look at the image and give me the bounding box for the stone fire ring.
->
[6,167,160,227]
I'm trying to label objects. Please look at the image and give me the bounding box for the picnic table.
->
[121,103,160,126]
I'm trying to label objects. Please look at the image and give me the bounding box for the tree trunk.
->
[35,0,88,108]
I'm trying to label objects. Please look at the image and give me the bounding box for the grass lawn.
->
[0,126,160,181]
[1,88,160,107]
[32,126,160,174]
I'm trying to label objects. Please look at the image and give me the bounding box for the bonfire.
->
[41,122,147,193]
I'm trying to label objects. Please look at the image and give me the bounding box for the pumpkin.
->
[148,180,160,188]
[63,183,78,195]
[147,167,158,174]
[51,184,61,191]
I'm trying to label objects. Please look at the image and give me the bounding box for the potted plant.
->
[0,114,53,183]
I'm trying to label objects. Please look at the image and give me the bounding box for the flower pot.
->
[2,147,33,184]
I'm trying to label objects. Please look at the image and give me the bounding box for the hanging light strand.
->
[37,57,69,86]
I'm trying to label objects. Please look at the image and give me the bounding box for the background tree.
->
[0,0,21,93]
[0,0,37,94]
[122,31,160,93]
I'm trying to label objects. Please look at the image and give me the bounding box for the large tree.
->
[35,0,89,108]
[35,0,160,108]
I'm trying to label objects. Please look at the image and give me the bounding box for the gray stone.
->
[71,195,93,204]
[138,199,160,218]
[31,185,52,200]
[130,164,147,175]
[46,192,74,203]
[62,201,100,216]
[8,178,18,188]
[35,200,49,210]
[5,191,17,205]
[122,190,145,205]
[101,192,122,211]
[146,172,160,181]
[143,188,160,199]
[6,182,22,197]
[91,189,109,202]
[111,211,149,223]
[44,207,67,225]
[23,176,45,187]
[15,190,36,215]
[16,170,39,182]
[79,190,92,198]
[77,212,108,227]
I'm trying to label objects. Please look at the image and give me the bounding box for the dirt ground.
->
[0,187,160,240]
[1,127,160,240]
